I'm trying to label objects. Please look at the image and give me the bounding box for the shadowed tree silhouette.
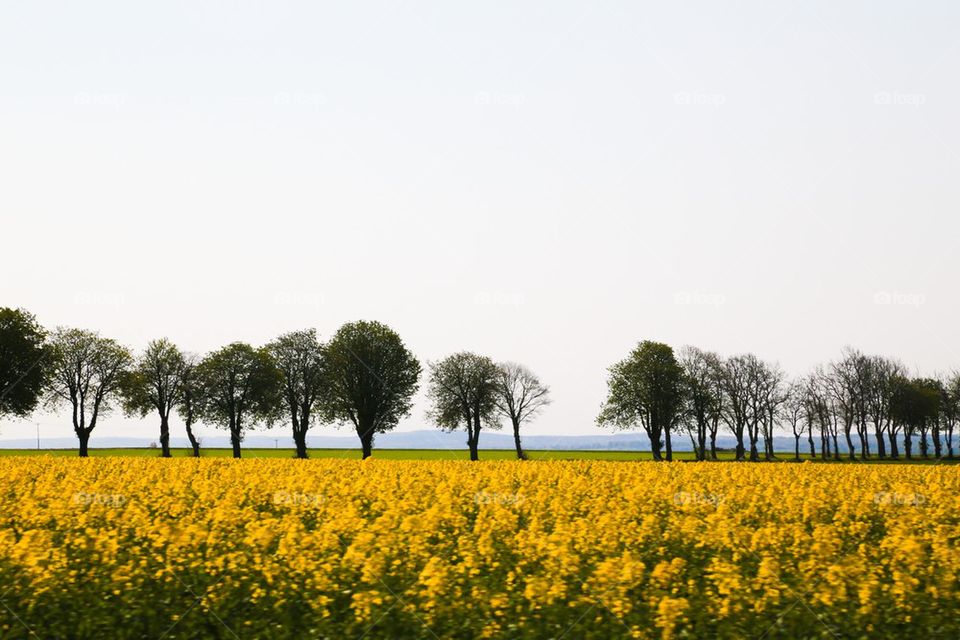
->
[322,321,420,459]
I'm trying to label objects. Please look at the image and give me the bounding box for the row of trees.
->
[599,341,960,461]
[0,308,551,459]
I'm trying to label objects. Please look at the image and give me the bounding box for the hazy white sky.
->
[2,1,960,443]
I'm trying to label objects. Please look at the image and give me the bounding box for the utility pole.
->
[274,438,279,449]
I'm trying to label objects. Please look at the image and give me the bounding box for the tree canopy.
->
[323,320,420,459]
[0,307,47,419]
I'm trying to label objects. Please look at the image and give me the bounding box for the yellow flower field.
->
[0,458,957,639]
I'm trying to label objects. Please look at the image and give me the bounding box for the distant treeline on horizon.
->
[1,307,956,462]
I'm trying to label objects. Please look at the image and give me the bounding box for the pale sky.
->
[2,1,959,443]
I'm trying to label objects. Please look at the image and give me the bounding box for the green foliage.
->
[45,327,133,453]
[266,329,328,457]
[427,352,501,432]
[194,343,281,439]
[0,307,46,418]
[598,340,684,430]
[890,376,941,432]
[121,338,188,418]
[322,320,420,454]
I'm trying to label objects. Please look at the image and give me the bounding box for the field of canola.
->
[1,458,958,639]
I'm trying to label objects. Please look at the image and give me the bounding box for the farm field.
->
[1,458,957,639]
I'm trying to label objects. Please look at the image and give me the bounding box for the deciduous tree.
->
[46,328,132,457]
[493,362,551,460]
[323,321,420,459]
[267,330,328,458]
[195,343,280,459]
[121,338,189,458]
[0,307,46,420]
[598,341,683,461]
[427,352,501,461]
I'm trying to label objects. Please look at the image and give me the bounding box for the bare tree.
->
[757,360,787,461]
[826,355,859,460]
[46,327,132,457]
[493,362,551,460]
[865,355,903,459]
[678,346,722,461]
[705,353,726,460]
[783,381,806,461]
[806,369,836,460]
[720,355,754,461]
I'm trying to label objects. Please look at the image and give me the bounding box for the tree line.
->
[0,308,550,459]
[3,307,955,462]
[598,340,960,461]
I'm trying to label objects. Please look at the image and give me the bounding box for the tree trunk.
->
[159,415,171,458]
[709,430,718,460]
[469,414,482,461]
[294,432,308,459]
[230,430,242,459]
[78,429,90,457]
[358,425,374,459]
[807,429,815,459]
[185,423,201,457]
[888,431,899,459]
[794,436,800,462]
[649,426,663,461]
[512,418,525,460]
[664,425,673,462]
[904,433,912,459]
[734,435,744,461]
[294,414,309,459]
[697,422,707,462]
[875,425,886,459]
[845,431,856,461]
